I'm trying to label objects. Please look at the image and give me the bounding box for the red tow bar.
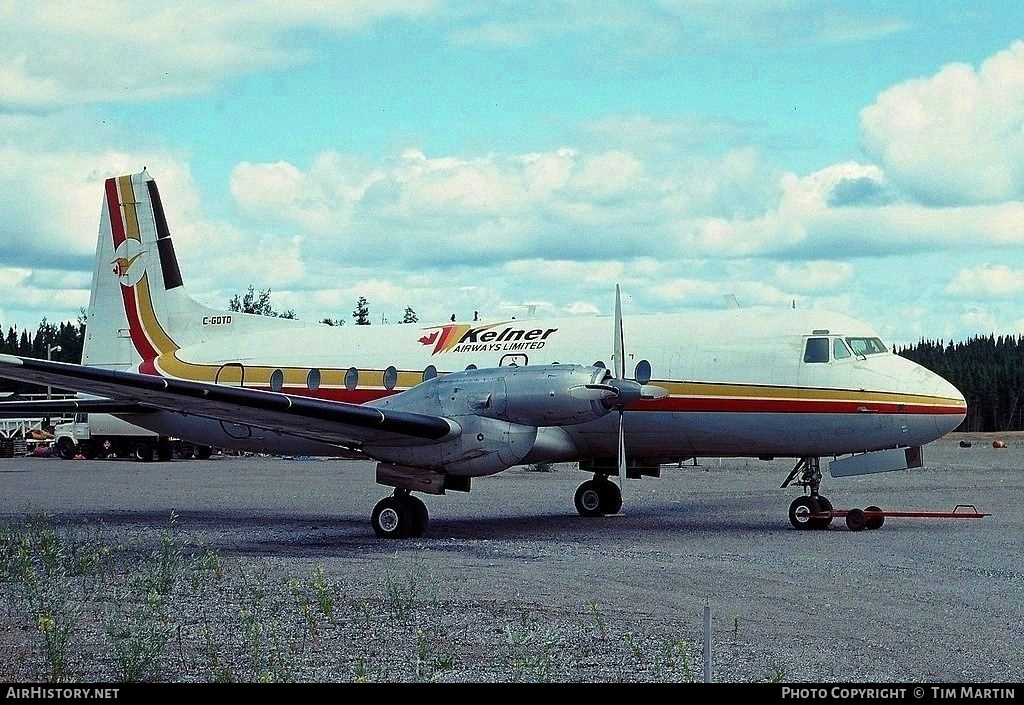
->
[811,504,990,531]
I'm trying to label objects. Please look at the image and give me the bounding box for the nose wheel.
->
[788,494,833,530]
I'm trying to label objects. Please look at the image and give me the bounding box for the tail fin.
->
[83,171,220,372]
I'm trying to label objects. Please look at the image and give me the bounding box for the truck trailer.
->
[54,413,213,461]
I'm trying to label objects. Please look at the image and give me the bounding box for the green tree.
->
[228,286,296,318]
[352,297,370,325]
[401,306,418,324]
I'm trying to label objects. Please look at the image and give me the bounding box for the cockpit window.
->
[833,338,851,360]
[845,337,888,356]
[803,337,830,363]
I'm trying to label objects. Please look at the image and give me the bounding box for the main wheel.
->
[788,496,820,530]
[598,479,623,515]
[56,438,76,460]
[574,480,604,517]
[195,445,213,460]
[371,496,410,539]
[401,495,429,538]
[864,505,885,530]
[846,508,867,532]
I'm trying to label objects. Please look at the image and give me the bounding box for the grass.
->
[0,512,726,683]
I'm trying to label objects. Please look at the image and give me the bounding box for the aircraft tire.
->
[845,508,867,532]
[598,479,623,515]
[402,495,429,538]
[812,496,833,529]
[372,496,410,539]
[788,496,820,530]
[574,480,604,517]
[864,505,885,530]
[195,445,214,460]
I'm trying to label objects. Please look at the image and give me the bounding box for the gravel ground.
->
[0,433,1021,684]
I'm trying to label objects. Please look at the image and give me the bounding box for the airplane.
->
[0,170,968,538]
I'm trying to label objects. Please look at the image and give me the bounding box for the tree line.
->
[898,335,1024,433]
[0,315,86,396]
[3,297,1021,434]
[228,286,418,326]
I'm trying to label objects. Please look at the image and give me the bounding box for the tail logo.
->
[111,240,147,287]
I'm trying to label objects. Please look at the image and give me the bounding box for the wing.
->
[0,354,456,447]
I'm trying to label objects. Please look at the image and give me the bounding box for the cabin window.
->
[803,337,830,363]
[383,365,398,390]
[345,367,359,391]
[306,368,321,392]
[832,339,852,360]
[422,365,437,382]
[635,359,652,384]
[845,337,888,356]
[269,369,284,392]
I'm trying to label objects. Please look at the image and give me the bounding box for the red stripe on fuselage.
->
[263,385,964,417]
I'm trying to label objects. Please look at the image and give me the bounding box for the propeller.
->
[566,284,667,514]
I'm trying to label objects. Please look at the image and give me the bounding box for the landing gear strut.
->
[782,457,833,530]
[371,489,429,539]
[574,476,623,517]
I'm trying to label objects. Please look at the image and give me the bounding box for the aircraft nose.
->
[911,364,967,437]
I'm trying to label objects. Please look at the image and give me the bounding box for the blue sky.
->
[2,1,1024,347]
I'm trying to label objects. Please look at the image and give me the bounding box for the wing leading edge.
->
[0,354,457,447]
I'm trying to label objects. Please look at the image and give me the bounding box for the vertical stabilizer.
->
[82,171,217,372]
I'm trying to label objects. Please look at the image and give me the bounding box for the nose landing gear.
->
[783,457,833,530]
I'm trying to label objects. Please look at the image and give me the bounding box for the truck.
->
[53,413,213,461]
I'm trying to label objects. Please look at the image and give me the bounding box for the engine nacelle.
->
[362,364,616,476]
[369,364,615,427]
[365,415,539,476]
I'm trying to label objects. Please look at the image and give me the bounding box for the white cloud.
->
[775,262,854,292]
[0,1,439,111]
[944,265,1024,299]
[860,40,1024,205]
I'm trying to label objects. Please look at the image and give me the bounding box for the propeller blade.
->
[614,284,625,379]
[613,284,627,504]
[617,409,626,502]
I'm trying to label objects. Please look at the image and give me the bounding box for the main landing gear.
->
[371,489,429,539]
[783,457,834,530]
[574,475,623,517]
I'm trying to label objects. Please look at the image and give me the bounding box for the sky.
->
[2,0,1024,349]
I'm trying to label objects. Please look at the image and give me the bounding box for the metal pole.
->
[46,344,61,400]
[704,602,712,683]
